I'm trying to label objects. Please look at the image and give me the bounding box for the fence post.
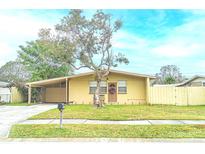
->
[146,78,150,104]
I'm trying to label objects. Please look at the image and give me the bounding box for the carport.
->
[26,77,69,104]
[26,72,94,104]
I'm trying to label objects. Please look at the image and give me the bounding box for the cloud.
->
[0,42,16,58]
[113,10,205,59]
[151,43,201,57]
[0,42,12,53]
[0,41,17,67]
[195,60,205,70]
[0,12,52,42]
[149,14,205,58]
[110,12,205,75]
[113,14,205,58]
[184,10,205,16]
[0,10,55,67]
[112,31,150,52]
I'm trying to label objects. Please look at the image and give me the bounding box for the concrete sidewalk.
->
[19,119,205,125]
[2,138,205,142]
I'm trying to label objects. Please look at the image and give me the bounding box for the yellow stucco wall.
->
[11,87,25,103]
[69,72,146,104]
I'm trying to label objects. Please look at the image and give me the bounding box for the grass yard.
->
[30,104,205,120]
[0,102,37,106]
[9,124,205,138]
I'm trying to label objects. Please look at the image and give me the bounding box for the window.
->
[100,81,107,94]
[89,81,97,94]
[89,81,107,94]
[118,80,127,93]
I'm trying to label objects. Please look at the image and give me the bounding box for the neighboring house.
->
[0,81,11,103]
[26,70,155,104]
[177,75,205,87]
[0,81,25,103]
[152,75,205,87]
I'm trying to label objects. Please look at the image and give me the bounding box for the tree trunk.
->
[94,79,101,107]
[93,70,110,108]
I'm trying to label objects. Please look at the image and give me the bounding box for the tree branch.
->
[69,63,90,70]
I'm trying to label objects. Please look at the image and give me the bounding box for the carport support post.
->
[28,85,31,104]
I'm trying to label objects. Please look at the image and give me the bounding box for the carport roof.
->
[26,69,155,87]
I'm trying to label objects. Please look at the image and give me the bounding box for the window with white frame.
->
[118,80,127,93]
[89,81,107,94]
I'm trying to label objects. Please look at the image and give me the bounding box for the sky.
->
[0,9,205,76]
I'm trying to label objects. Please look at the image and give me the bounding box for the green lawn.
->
[30,104,205,120]
[9,124,205,138]
[0,102,37,106]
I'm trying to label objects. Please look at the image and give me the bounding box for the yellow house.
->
[26,70,155,104]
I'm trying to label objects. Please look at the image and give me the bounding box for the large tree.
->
[39,10,129,107]
[155,65,185,84]
[18,40,73,102]
[18,40,72,81]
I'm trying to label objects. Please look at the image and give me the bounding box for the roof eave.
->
[109,69,155,79]
[26,70,156,86]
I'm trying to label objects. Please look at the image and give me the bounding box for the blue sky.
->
[0,9,205,76]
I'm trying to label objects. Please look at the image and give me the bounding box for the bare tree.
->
[0,61,30,86]
[155,65,185,84]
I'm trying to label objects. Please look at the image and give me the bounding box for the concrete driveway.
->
[0,104,56,138]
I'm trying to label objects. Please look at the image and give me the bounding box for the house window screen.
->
[100,81,107,94]
[89,81,107,94]
[89,81,97,94]
[118,80,127,93]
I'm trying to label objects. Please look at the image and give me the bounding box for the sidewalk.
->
[19,119,205,125]
[2,138,205,142]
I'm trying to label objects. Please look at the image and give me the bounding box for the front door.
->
[108,82,117,102]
